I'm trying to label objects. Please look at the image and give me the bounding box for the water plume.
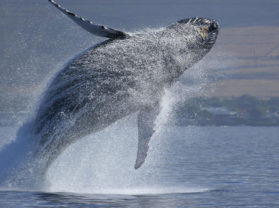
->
[0,17,218,193]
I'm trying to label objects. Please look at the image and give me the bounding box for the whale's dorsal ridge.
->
[48,0,128,39]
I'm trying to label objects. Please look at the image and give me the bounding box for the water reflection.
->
[36,191,198,208]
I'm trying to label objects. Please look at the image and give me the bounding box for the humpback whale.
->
[33,0,219,171]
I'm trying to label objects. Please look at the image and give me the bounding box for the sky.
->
[0,0,279,110]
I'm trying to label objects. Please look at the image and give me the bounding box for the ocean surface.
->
[0,124,278,207]
[1,1,279,207]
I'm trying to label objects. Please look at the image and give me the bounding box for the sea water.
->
[0,124,278,208]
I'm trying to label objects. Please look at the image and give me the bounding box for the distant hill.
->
[204,26,279,97]
[174,96,279,126]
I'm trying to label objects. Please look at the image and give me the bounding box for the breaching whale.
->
[33,0,219,171]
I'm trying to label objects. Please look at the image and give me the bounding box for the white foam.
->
[54,187,210,196]
[44,111,209,195]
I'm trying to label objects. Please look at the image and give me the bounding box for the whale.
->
[29,0,219,171]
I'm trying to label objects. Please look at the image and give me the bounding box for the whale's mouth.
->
[206,22,219,48]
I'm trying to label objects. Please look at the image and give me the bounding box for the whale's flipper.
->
[135,104,160,169]
[48,0,127,39]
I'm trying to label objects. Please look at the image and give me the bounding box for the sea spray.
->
[0,52,212,193]
[43,65,209,194]
[0,55,212,193]
[0,16,218,192]
[0,121,36,188]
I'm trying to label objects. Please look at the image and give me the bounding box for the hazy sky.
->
[0,0,279,99]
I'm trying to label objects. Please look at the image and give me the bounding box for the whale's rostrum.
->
[33,0,219,171]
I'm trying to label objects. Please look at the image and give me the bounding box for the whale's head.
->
[161,17,219,75]
[173,17,219,50]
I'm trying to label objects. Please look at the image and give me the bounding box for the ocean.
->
[0,125,278,207]
[1,0,279,207]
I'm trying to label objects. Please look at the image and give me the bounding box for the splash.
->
[0,71,210,194]
[43,63,211,194]
[44,112,209,195]
[0,18,218,193]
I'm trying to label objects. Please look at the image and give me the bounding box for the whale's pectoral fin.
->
[135,104,160,169]
[48,0,127,39]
